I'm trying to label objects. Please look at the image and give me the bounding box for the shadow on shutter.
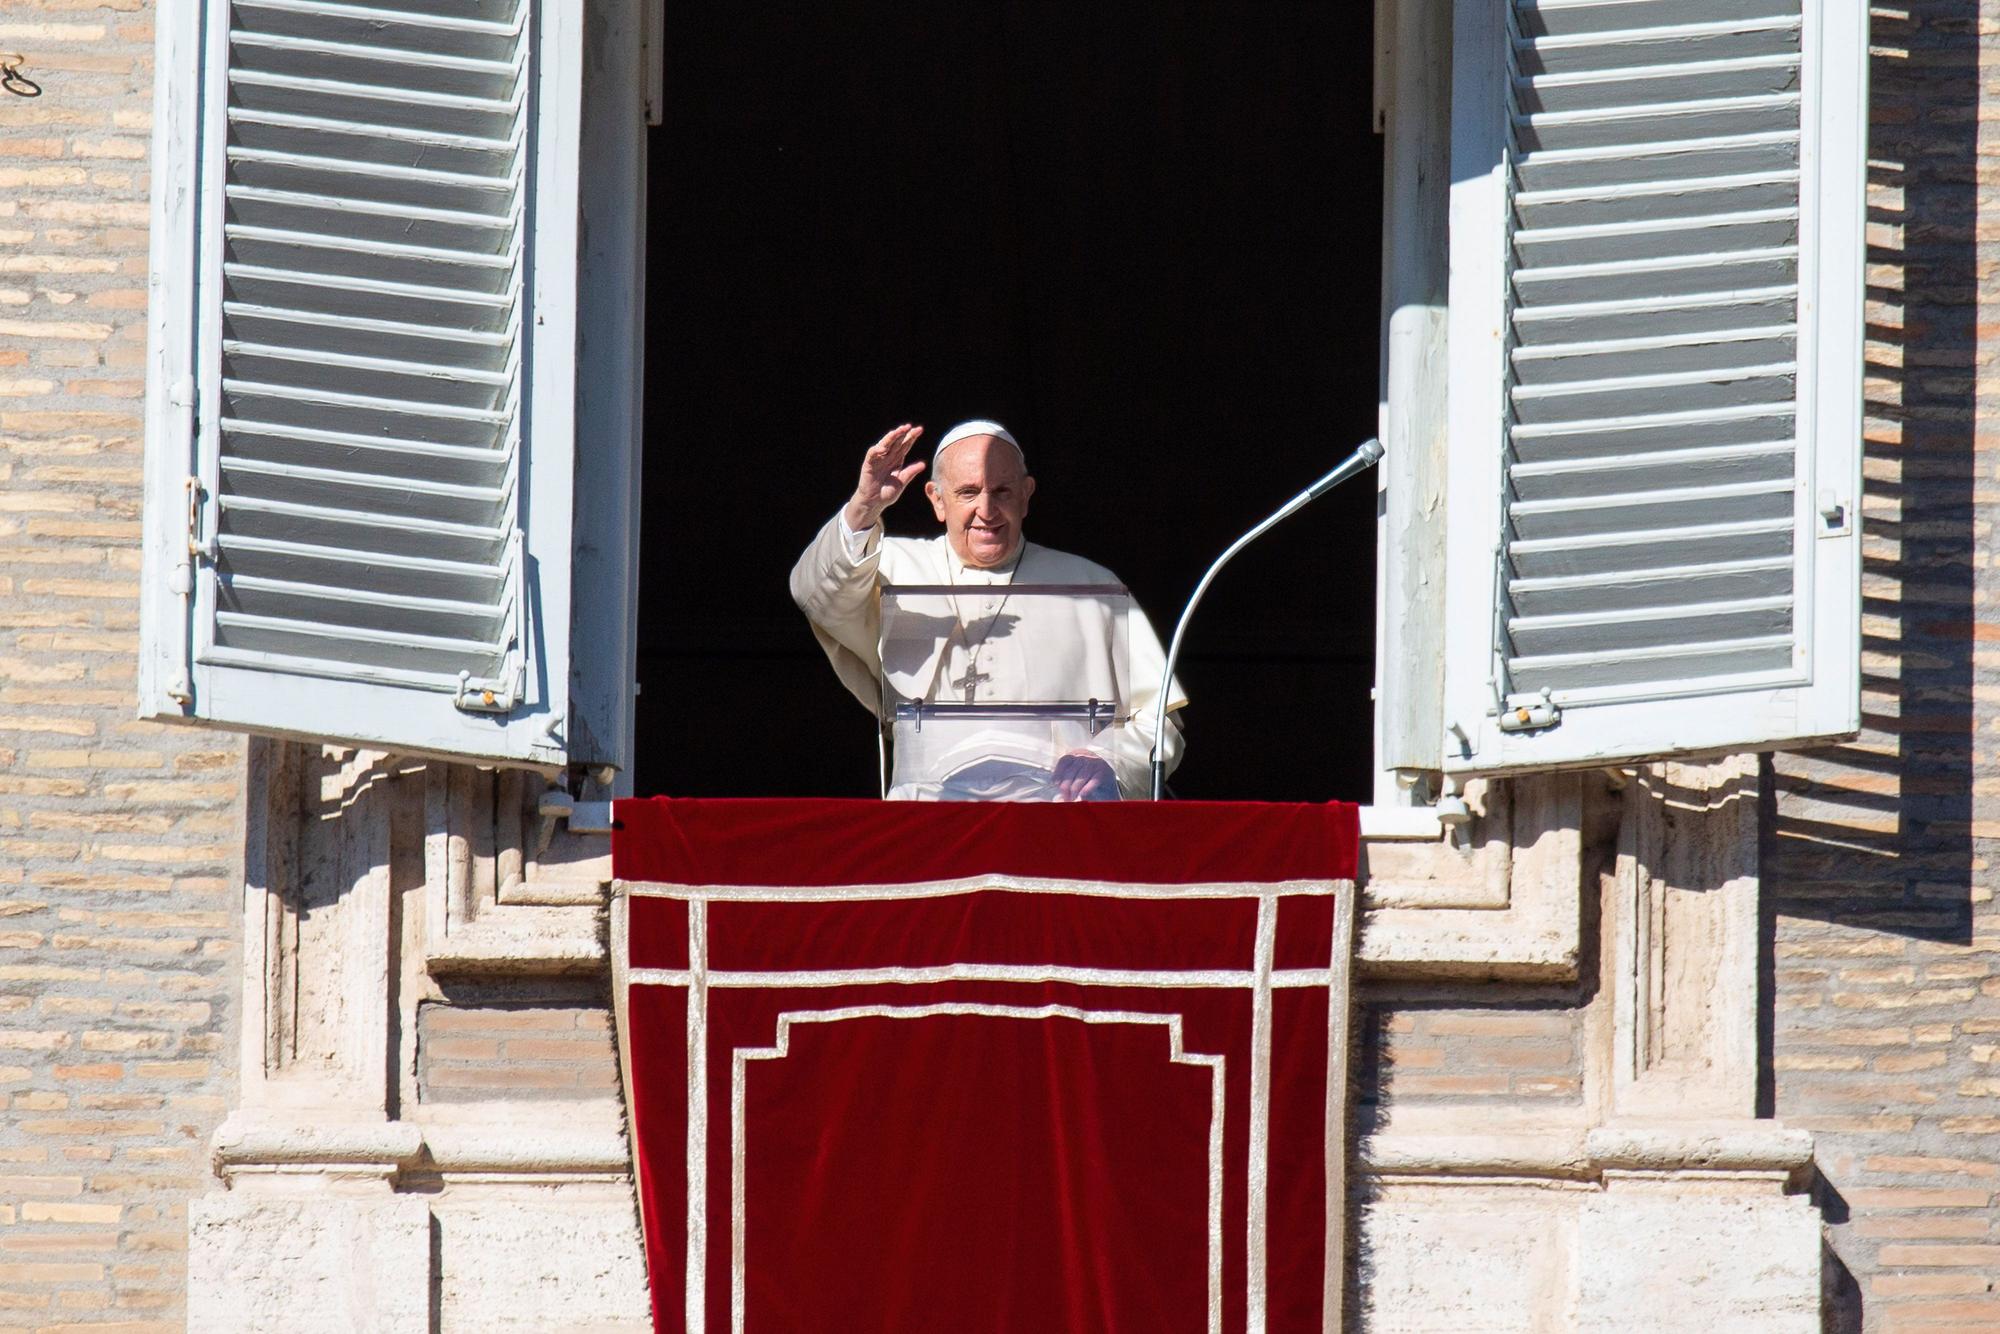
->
[142,0,580,767]
[1438,0,1865,774]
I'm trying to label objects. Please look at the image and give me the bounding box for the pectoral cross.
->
[951,663,991,702]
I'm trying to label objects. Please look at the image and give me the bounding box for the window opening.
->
[637,2,1382,800]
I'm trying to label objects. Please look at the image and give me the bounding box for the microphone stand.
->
[1149,438,1386,801]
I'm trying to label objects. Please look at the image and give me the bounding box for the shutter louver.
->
[1504,0,1802,699]
[1438,0,1864,772]
[140,0,581,766]
[215,0,528,702]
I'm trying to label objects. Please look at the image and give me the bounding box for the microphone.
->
[1149,438,1386,801]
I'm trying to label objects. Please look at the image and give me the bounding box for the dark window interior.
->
[637,2,1382,801]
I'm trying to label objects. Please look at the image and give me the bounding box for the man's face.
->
[926,436,1036,569]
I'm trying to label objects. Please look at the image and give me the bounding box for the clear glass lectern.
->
[880,583,1137,801]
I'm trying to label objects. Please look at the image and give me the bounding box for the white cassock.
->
[790,512,1187,800]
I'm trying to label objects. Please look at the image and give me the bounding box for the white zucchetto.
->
[933,419,1023,473]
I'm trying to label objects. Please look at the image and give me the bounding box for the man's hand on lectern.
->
[1052,751,1116,802]
[843,424,926,534]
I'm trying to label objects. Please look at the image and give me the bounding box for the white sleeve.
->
[1116,599,1187,795]
[790,512,888,714]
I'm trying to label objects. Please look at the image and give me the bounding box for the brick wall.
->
[0,7,243,1332]
[1766,4,2000,1331]
[416,996,620,1104]
[1358,992,1586,1111]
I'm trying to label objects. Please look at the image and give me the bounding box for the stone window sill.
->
[485,782,1588,982]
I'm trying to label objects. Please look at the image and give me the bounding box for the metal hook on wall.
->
[1,55,42,98]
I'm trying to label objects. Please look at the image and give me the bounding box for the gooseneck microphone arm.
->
[1149,438,1386,801]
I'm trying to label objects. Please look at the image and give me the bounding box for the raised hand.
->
[843,424,926,533]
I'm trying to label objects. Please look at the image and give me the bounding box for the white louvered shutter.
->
[1436,0,1865,774]
[140,0,581,766]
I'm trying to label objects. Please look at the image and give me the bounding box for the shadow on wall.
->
[1763,2,1980,954]
[1760,6,1981,1332]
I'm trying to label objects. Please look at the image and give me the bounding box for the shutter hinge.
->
[162,377,203,708]
[168,476,199,596]
[1495,688,1561,734]
[454,660,522,713]
[166,371,206,591]
[164,470,208,707]
[182,473,216,565]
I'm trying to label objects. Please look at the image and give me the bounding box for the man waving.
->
[790,421,1185,800]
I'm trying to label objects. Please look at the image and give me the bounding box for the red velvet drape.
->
[613,799,1357,1333]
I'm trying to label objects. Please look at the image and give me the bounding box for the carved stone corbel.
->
[1359,772,1591,979]
[235,739,422,1120]
[420,764,611,974]
[1605,756,1762,1122]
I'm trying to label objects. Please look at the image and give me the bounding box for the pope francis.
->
[790,420,1186,800]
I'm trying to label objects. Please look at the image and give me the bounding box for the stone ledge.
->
[1585,1123,1814,1175]
[574,778,1588,980]
[1360,1121,1815,1184]
[1360,773,1585,980]
[213,1110,630,1184]
[213,1115,424,1175]
[424,920,606,975]
[1361,1131,1591,1179]
[422,1123,629,1175]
